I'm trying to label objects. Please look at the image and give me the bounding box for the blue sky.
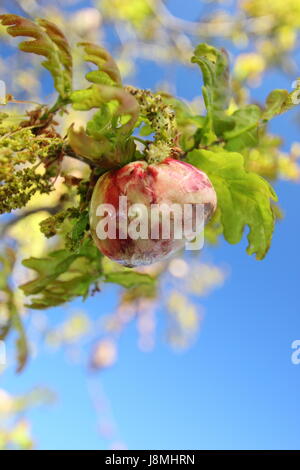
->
[1,0,300,450]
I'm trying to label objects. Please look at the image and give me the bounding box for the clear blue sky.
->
[1,0,300,450]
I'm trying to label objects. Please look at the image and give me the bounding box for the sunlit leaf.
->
[78,42,122,86]
[70,84,139,134]
[105,271,155,289]
[224,105,261,151]
[187,149,277,259]
[0,14,72,99]
[262,84,300,121]
[192,43,231,145]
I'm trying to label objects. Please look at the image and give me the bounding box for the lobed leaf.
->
[192,43,231,145]
[187,149,278,260]
[20,240,102,308]
[21,239,156,309]
[69,84,139,167]
[262,82,300,121]
[70,84,139,134]
[192,44,230,111]
[105,271,156,289]
[78,42,122,86]
[0,14,72,99]
[224,104,261,151]
[68,124,112,163]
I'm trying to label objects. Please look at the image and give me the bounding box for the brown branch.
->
[62,145,101,169]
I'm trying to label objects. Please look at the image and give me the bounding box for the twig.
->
[63,145,101,169]
[0,206,62,238]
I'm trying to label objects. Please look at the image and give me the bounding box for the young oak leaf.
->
[0,14,72,99]
[71,85,139,133]
[187,149,278,260]
[69,85,139,167]
[78,42,122,87]
[104,271,156,289]
[191,43,232,145]
[262,81,300,121]
[68,124,112,162]
[20,239,155,309]
[38,19,72,86]
[102,256,156,289]
[20,241,102,309]
[69,43,138,167]
[192,44,230,111]
[224,104,261,151]
[68,122,137,168]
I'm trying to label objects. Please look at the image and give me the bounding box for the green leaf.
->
[192,44,230,111]
[139,122,154,136]
[224,105,261,151]
[22,252,80,295]
[68,123,136,168]
[68,124,111,162]
[78,42,122,86]
[20,238,156,308]
[192,43,231,145]
[0,14,73,99]
[262,82,300,121]
[70,211,89,243]
[69,45,138,167]
[213,111,235,137]
[69,85,138,167]
[20,239,102,308]
[86,103,118,139]
[198,86,218,146]
[66,211,90,252]
[105,271,155,289]
[187,149,278,260]
[38,19,73,91]
[71,85,139,133]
